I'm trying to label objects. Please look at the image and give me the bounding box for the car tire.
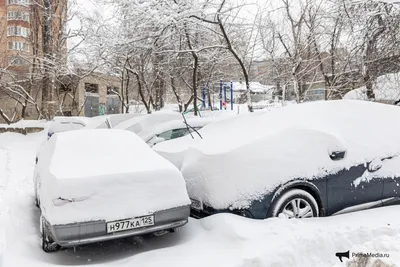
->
[40,215,61,253]
[269,189,319,219]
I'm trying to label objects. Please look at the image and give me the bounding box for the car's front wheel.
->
[269,189,319,219]
[40,215,61,253]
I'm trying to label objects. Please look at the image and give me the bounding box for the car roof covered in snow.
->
[112,111,186,135]
[42,129,179,180]
[185,100,400,156]
[139,116,222,142]
[154,111,268,154]
[48,118,87,134]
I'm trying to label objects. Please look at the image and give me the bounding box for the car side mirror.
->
[368,159,382,173]
[329,150,346,161]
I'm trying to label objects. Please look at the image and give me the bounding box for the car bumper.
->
[46,205,190,247]
[190,205,254,219]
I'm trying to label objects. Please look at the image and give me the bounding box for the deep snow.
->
[1,128,400,267]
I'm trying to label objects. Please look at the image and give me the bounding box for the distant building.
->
[230,81,275,103]
[55,71,123,118]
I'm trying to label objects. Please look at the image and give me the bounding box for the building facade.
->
[0,0,32,72]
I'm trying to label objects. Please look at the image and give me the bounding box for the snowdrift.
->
[36,129,190,225]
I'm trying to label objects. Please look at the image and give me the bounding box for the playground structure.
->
[201,80,235,111]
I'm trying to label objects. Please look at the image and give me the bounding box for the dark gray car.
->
[158,100,400,220]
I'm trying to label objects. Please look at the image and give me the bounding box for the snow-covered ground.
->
[1,131,400,267]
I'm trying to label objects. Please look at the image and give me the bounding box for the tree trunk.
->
[0,108,12,124]
[121,70,125,113]
[131,72,151,114]
[184,24,199,116]
[171,77,183,112]
[184,95,194,112]
[125,73,130,113]
[216,14,253,112]
[41,0,56,120]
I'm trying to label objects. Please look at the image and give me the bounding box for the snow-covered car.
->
[77,113,146,130]
[153,111,269,169]
[47,114,146,139]
[47,117,87,138]
[113,111,216,146]
[142,117,220,147]
[155,100,400,220]
[34,129,191,252]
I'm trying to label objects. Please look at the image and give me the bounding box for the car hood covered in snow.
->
[159,100,400,209]
[36,129,190,225]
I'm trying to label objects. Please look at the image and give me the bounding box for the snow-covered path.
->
[0,132,400,267]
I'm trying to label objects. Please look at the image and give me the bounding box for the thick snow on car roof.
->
[48,119,86,134]
[107,113,146,128]
[48,129,176,179]
[113,111,192,142]
[189,100,400,156]
[140,117,222,142]
[112,111,183,133]
[178,100,400,209]
[37,129,190,224]
[154,111,268,154]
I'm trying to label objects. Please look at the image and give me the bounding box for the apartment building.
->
[0,0,67,73]
[0,0,32,72]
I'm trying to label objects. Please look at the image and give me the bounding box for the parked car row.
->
[36,111,221,252]
[47,112,218,146]
[35,100,400,253]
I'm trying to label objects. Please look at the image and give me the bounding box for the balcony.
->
[7,11,30,22]
[7,26,30,38]
[7,0,30,6]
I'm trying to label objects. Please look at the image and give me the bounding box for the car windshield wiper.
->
[182,113,202,139]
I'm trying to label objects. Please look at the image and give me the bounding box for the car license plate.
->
[107,215,154,233]
[190,198,203,210]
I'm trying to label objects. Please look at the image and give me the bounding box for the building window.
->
[7,26,30,37]
[8,41,29,51]
[8,56,27,66]
[107,86,119,95]
[7,0,30,6]
[85,83,99,93]
[7,11,30,22]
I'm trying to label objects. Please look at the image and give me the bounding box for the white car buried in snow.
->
[34,129,191,252]
[113,112,220,147]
